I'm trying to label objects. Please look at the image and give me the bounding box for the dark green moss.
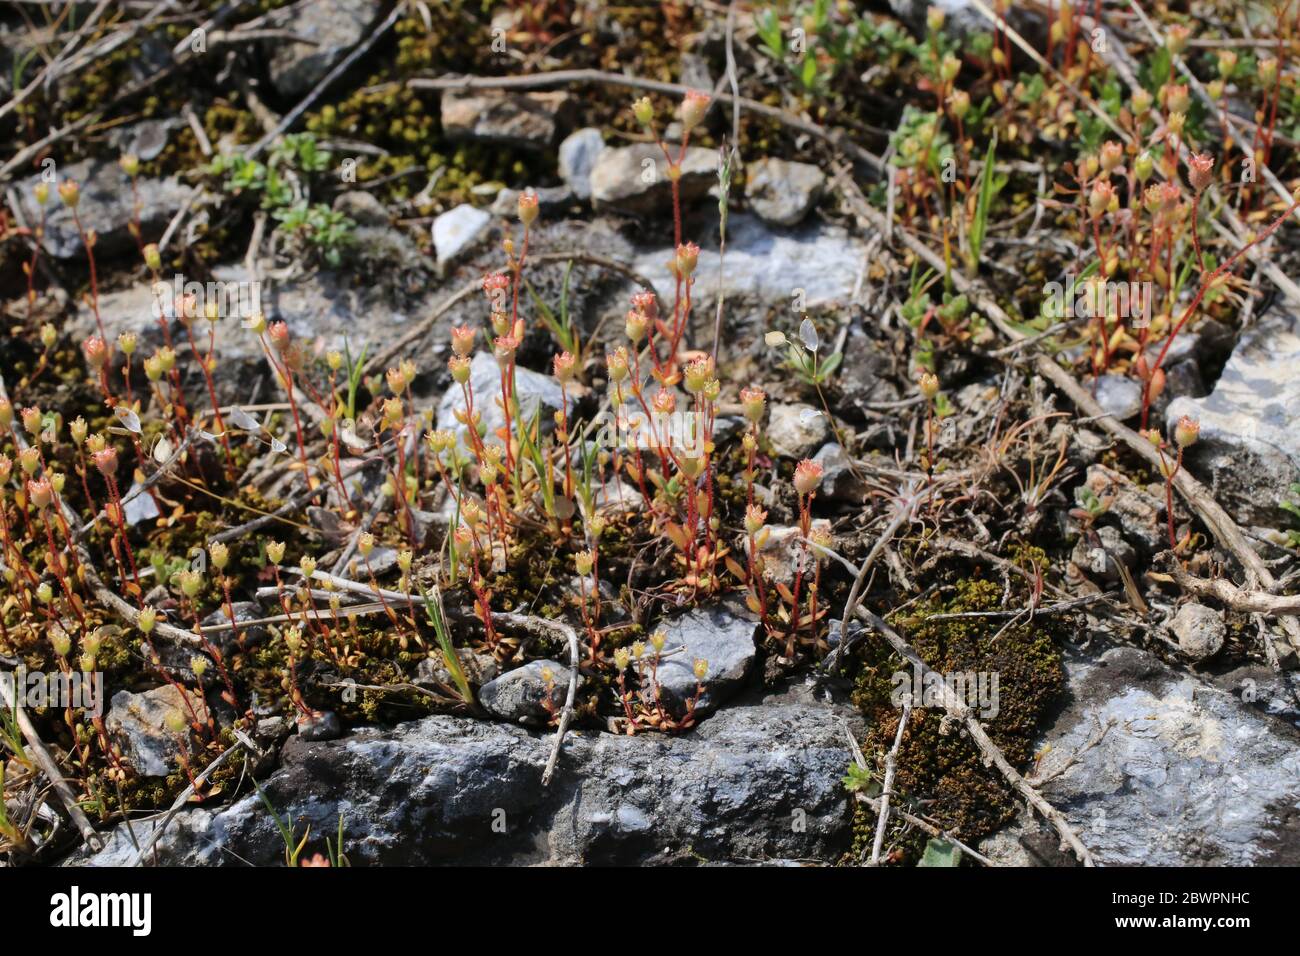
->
[848,577,1065,861]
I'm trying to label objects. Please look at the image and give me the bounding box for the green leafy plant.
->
[754,0,868,97]
[842,761,877,794]
[208,132,354,266]
[917,837,962,867]
[0,699,30,770]
[418,583,474,706]
[964,136,1004,275]
[525,261,580,363]
[325,812,350,867]
[775,319,842,387]
[254,779,311,867]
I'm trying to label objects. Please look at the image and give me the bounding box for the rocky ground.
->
[2,1,1300,868]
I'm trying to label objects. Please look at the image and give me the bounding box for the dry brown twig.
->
[1162,558,1300,616]
[0,675,103,852]
[870,694,912,866]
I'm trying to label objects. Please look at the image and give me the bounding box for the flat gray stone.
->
[746,157,825,226]
[266,0,378,97]
[432,204,491,264]
[558,127,606,199]
[106,685,205,778]
[651,601,759,714]
[767,402,830,459]
[15,159,192,259]
[440,90,573,150]
[632,214,868,310]
[984,646,1300,866]
[812,442,867,502]
[590,143,716,216]
[1094,373,1143,421]
[1169,603,1226,661]
[478,659,576,726]
[73,690,855,866]
[1167,307,1300,528]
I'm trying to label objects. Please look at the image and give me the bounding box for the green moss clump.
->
[848,577,1065,861]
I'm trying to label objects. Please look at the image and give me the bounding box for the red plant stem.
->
[25,207,45,320]
[105,475,141,590]
[786,492,813,658]
[189,602,239,710]
[362,554,401,629]
[1164,445,1185,550]
[71,211,105,341]
[264,338,310,476]
[1190,193,1206,273]
[40,510,87,629]
[1142,194,1300,428]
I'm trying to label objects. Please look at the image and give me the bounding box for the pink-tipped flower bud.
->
[450,324,476,356]
[20,406,42,436]
[625,310,648,344]
[793,459,824,496]
[740,386,766,423]
[607,347,630,384]
[683,356,713,394]
[1088,179,1115,217]
[493,335,518,368]
[632,96,654,126]
[517,190,539,227]
[630,290,658,321]
[1161,82,1190,115]
[1165,24,1191,55]
[481,272,510,300]
[553,351,576,383]
[1217,49,1238,79]
[675,242,700,276]
[652,389,676,414]
[1174,415,1200,448]
[93,446,118,477]
[27,477,52,509]
[268,321,291,352]
[1099,141,1124,173]
[1188,153,1214,193]
[449,354,471,384]
[680,90,710,133]
[82,335,109,370]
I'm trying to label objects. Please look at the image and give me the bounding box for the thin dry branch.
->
[870,695,911,866]
[1164,558,1300,615]
[0,675,103,852]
